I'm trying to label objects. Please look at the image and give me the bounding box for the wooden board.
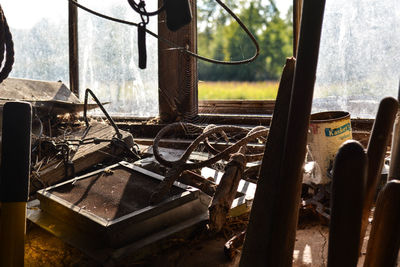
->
[0,78,79,102]
[199,100,275,115]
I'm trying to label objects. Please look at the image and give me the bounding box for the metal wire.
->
[67,0,259,65]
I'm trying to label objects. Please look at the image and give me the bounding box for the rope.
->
[67,0,259,65]
[0,4,14,84]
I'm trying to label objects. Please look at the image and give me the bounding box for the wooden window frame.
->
[67,0,374,137]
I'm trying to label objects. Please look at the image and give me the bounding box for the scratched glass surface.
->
[313,0,400,118]
[79,0,158,117]
[1,0,69,84]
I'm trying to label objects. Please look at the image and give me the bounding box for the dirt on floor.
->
[23,219,380,267]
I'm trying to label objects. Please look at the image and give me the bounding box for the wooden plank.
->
[198,100,275,115]
[293,0,304,57]
[359,97,398,253]
[327,141,367,267]
[158,0,197,122]
[241,0,326,263]
[364,180,400,267]
[240,58,296,266]
[35,122,134,188]
[0,78,79,102]
[69,0,79,96]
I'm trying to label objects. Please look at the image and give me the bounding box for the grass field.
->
[198,81,279,100]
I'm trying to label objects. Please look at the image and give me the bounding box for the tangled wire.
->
[0,4,14,84]
[153,123,268,170]
[150,122,268,203]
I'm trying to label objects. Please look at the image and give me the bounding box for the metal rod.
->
[327,140,367,267]
[84,88,122,139]
[69,0,79,96]
[359,97,398,253]
[363,180,400,267]
[0,101,32,266]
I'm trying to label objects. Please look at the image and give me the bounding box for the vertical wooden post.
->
[364,180,400,267]
[69,0,79,96]
[158,0,197,123]
[327,140,367,267]
[388,82,400,180]
[240,58,295,266]
[359,97,397,253]
[240,0,325,265]
[293,0,303,57]
[0,102,32,267]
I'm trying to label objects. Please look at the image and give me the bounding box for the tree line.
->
[198,0,293,81]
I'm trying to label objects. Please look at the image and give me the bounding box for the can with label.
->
[308,111,352,184]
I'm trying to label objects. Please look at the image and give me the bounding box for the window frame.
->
[67,0,374,136]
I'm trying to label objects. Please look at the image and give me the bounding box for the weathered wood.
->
[224,230,246,260]
[178,170,216,197]
[158,0,197,122]
[364,180,400,267]
[327,140,367,267]
[389,110,400,180]
[293,0,303,56]
[0,78,79,102]
[140,138,265,155]
[69,0,79,96]
[208,151,246,233]
[35,123,134,188]
[198,100,275,115]
[0,100,100,116]
[359,97,398,253]
[241,0,326,264]
[240,57,295,266]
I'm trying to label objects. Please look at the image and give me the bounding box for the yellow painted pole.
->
[0,101,32,267]
[0,203,27,266]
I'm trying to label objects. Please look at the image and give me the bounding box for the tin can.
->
[308,111,352,184]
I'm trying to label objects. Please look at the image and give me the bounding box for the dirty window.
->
[2,0,69,84]
[78,1,158,117]
[313,0,400,118]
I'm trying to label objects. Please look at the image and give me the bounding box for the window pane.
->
[197,1,292,101]
[78,1,158,117]
[2,0,69,83]
[314,0,400,118]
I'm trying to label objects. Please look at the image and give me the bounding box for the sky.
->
[1,0,292,29]
[276,0,292,15]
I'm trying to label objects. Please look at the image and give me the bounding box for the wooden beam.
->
[198,100,275,115]
[240,58,295,267]
[327,141,367,267]
[69,0,79,96]
[364,180,400,267]
[359,97,398,253]
[158,0,197,122]
[241,0,326,263]
[293,0,303,57]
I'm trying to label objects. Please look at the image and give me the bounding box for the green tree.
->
[261,15,293,79]
[197,0,292,81]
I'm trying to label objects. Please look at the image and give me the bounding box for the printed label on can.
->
[324,123,351,137]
